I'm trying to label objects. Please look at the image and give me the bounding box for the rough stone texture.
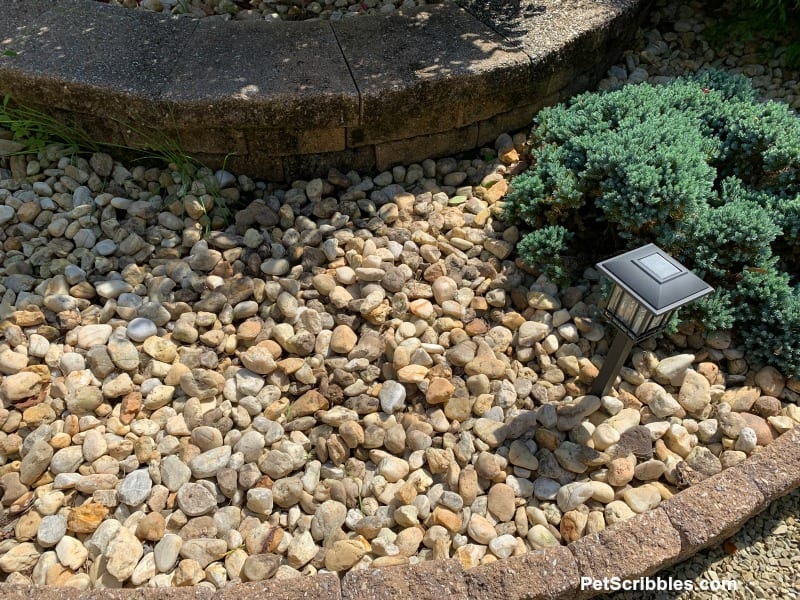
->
[216,574,341,600]
[0,586,214,600]
[0,0,63,41]
[475,102,543,147]
[569,508,681,598]
[661,467,766,559]
[341,559,468,600]
[374,124,479,171]
[729,426,800,501]
[465,545,580,599]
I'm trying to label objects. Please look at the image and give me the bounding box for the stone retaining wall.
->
[0,0,651,180]
[0,425,797,599]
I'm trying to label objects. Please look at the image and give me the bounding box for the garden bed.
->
[0,0,798,597]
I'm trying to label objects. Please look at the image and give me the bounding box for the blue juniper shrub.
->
[506,71,800,376]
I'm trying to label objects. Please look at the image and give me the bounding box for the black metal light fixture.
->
[590,244,714,397]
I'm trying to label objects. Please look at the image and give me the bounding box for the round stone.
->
[177,483,217,516]
[379,380,406,413]
[118,469,153,506]
[37,514,67,548]
[127,318,157,342]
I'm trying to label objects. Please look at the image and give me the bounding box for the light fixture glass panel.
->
[649,311,672,331]
[607,285,623,314]
[631,309,656,337]
[615,290,640,330]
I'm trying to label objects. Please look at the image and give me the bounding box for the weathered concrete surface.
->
[0,2,197,122]
[0,0,651,178]
[333,4,534,146]
[166,19,359,130]
[729,423,800,501]
[660,460,767,559]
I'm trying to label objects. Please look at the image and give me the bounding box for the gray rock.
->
[653,354,695,386]
[154,533,183,573]
[176,483,217,516]
[235,430,265,462]
[49,446,84,474]
[37,514,67,548]
[126,318,157,342]
[379,380,406,413]
[684,446,723,478]
[241,553,281,582]
[161,455,192,492]
[20,440,53,485]
[179,538,227,569]
[533,477,561,501]
[180,368,221,401]
[246,488,274,515]
[107,336,139,371]
[118,469,153,506]
[189,446,231,479]
[311,500,347,542]
[556,481,594,512]
[272,477,304,508]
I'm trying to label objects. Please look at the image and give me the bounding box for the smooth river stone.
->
[118,469,153,506]
[379,380,406,413]
[126,318,157,342]
[95,280,133,299]
[76,324,113,349]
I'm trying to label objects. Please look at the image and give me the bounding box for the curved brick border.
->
[0,0,650,180]
[1,425,797,599]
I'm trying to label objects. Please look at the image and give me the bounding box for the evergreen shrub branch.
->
[506,71,800,376]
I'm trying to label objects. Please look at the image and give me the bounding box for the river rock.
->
[105,526,143,582]
[118,469,152,506]
[653,354,694,386]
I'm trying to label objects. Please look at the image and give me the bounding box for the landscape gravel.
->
[0,0,799,594]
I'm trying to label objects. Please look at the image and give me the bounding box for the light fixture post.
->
[590,243,714,398]
[590,329,635,397]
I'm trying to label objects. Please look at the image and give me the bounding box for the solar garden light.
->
[590,243,714,398]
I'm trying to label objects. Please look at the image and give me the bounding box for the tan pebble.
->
[487,483,515,522]
[560,509,588,543]
[49,433,72,449]
[397,365,428,383]
[607,455,636,487]
[67,502,109,534]
[426,377,455,404]
[432,506,462,532]
[136,512,166,541]
[324,536,370,571]
[395,527,424,557]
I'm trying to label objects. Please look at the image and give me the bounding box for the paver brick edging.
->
[2,425,798,600]
[0,0,652,179]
